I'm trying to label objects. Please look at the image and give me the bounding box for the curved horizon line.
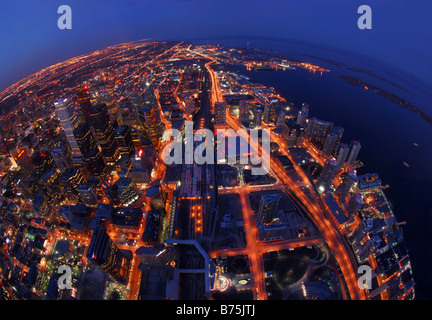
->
[1,35,431,98]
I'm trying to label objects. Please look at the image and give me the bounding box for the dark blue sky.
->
[1,0,431,92]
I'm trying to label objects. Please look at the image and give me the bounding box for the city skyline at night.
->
[0,40,418,301]
[1,1,432,95]
[0,1,431,310]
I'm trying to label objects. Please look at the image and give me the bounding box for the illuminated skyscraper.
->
[76,85,92,123]
[214,102,226,125]
[306,117,334,149]
[346,140,361,166]
[97,90,118,122]
[282,119,303,148]
[87,226,131,283]
[257,193,281,225]
[347,193,364,217]
[138,106,164,149]
[263,103,276,124]
[54,97,82,156]
[322,126,344,158]
[336,143,350,168]
[335,169,357,201]
[83,147,107,177]
[115,177,139,206]
[296,103,309,127]
[137,107,153,146]
[114,125,135,157]
[74,122,97,156]
[120,94,145,147]
[60,167,85,201]
[317,157,338,193]
[239,99,251,125]
[89,103,119,164]
[31,151,55,177]
[51,144,72,172]
[77,183,99,207]
[254,106,263,128]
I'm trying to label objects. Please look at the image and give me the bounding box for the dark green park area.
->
[274,257,308,286]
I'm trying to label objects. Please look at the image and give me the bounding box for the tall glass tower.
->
[54,97,82,156]
[89,103,119,164]
[86,226,131,283]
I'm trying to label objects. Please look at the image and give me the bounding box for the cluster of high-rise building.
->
[281,104,415,300]
[0,42,185,300]
[0,41,414,301]
[346,173,415,299]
